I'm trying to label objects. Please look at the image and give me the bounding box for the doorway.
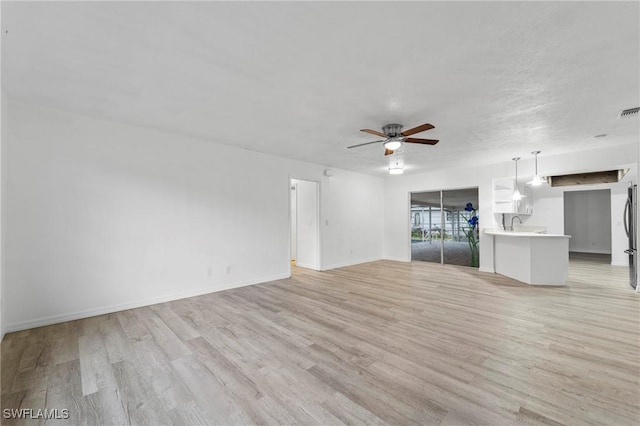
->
[290,179,320,270]
[564,189,612,258]
[410,188,479,267]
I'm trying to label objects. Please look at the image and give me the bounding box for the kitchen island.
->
[484,229,571,286]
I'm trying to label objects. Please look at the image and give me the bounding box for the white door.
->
[291,179,319,270]
[290,183,297,261]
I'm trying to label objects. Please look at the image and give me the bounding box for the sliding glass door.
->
[411,188,479,267]
[410,191,442,264]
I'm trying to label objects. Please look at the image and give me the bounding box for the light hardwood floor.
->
[1,259,639,425]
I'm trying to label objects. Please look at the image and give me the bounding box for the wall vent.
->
[547,169,628,187]
[619,107,639,118]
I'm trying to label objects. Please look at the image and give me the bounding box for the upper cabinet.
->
[492,178,533,214]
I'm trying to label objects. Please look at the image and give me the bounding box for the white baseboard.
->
[321,257,383,271]
[383,256,410,263]
[478,267,495,273]
[3,273,290,334]
[570,250,612,255]
[295,262,319,270]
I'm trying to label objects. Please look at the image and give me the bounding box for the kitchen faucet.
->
[503,215,522,231]
[511,215,522,231]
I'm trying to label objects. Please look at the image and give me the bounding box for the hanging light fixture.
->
[389,156,404,175]
[389,165,403,175]
[531,150,544,186]
[384,137,402,151]
[512,157,522,200]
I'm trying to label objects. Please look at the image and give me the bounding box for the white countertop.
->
[484,228,570,238]
[489,228,570,285]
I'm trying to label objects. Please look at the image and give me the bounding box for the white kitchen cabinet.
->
[492,178,532,214]
[485,229,570,285]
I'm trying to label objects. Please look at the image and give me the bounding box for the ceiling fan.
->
[347,122,439,155]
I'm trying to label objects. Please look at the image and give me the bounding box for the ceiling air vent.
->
[619,107,639,118]
[547,169,628,187]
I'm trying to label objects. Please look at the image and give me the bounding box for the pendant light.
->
[531,150,544,186]
[388,156,404,175]
[512,157,522,200]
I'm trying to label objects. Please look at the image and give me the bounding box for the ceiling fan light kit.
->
[348,122,439,162]
[389,155,404,175]
[389,166,404,175]
[384,139,402,151]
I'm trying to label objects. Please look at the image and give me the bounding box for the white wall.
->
[384,163,499,271]
[383,143,638,272]
[0,92,4,341]
[522,195,565,234]
[0,0,4,341]
[320,169,384,270]
[289,182,297,260]
[564,190,611,254]
[291,179,319,270]
[0,94,3,340]
[3,100,384,332]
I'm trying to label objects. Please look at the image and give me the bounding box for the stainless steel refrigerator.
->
[624,183,637,289]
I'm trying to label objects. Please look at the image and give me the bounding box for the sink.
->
[512,227,546,234]
[485,227,548,235]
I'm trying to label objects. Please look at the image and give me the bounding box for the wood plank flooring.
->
[1,259,639,425]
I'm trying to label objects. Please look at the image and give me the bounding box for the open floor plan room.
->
[2,259,638,425]
[1,2,639,425]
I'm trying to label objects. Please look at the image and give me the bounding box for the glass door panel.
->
[442,188,479,267]
[410,191,442,264]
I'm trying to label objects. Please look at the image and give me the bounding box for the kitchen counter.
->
[484,228,571,286]
[484,230,567,237]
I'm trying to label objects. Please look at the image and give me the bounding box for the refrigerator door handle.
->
[623,198,631,237]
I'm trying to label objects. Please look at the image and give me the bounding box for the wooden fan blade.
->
[360,129,386,137]
[347,139,385,149]
[401,123,434,136]
[404,137,439,145]
[384,148,394,156]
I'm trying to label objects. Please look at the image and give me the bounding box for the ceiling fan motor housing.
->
[382,124,403,138]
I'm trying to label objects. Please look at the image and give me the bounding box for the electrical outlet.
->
[225,265,231,274]
[207,267,213,277]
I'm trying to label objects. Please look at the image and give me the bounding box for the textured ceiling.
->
[2,1,639,177]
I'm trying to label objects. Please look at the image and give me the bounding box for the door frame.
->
[289,177,321,273]
[409,186,479,266]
